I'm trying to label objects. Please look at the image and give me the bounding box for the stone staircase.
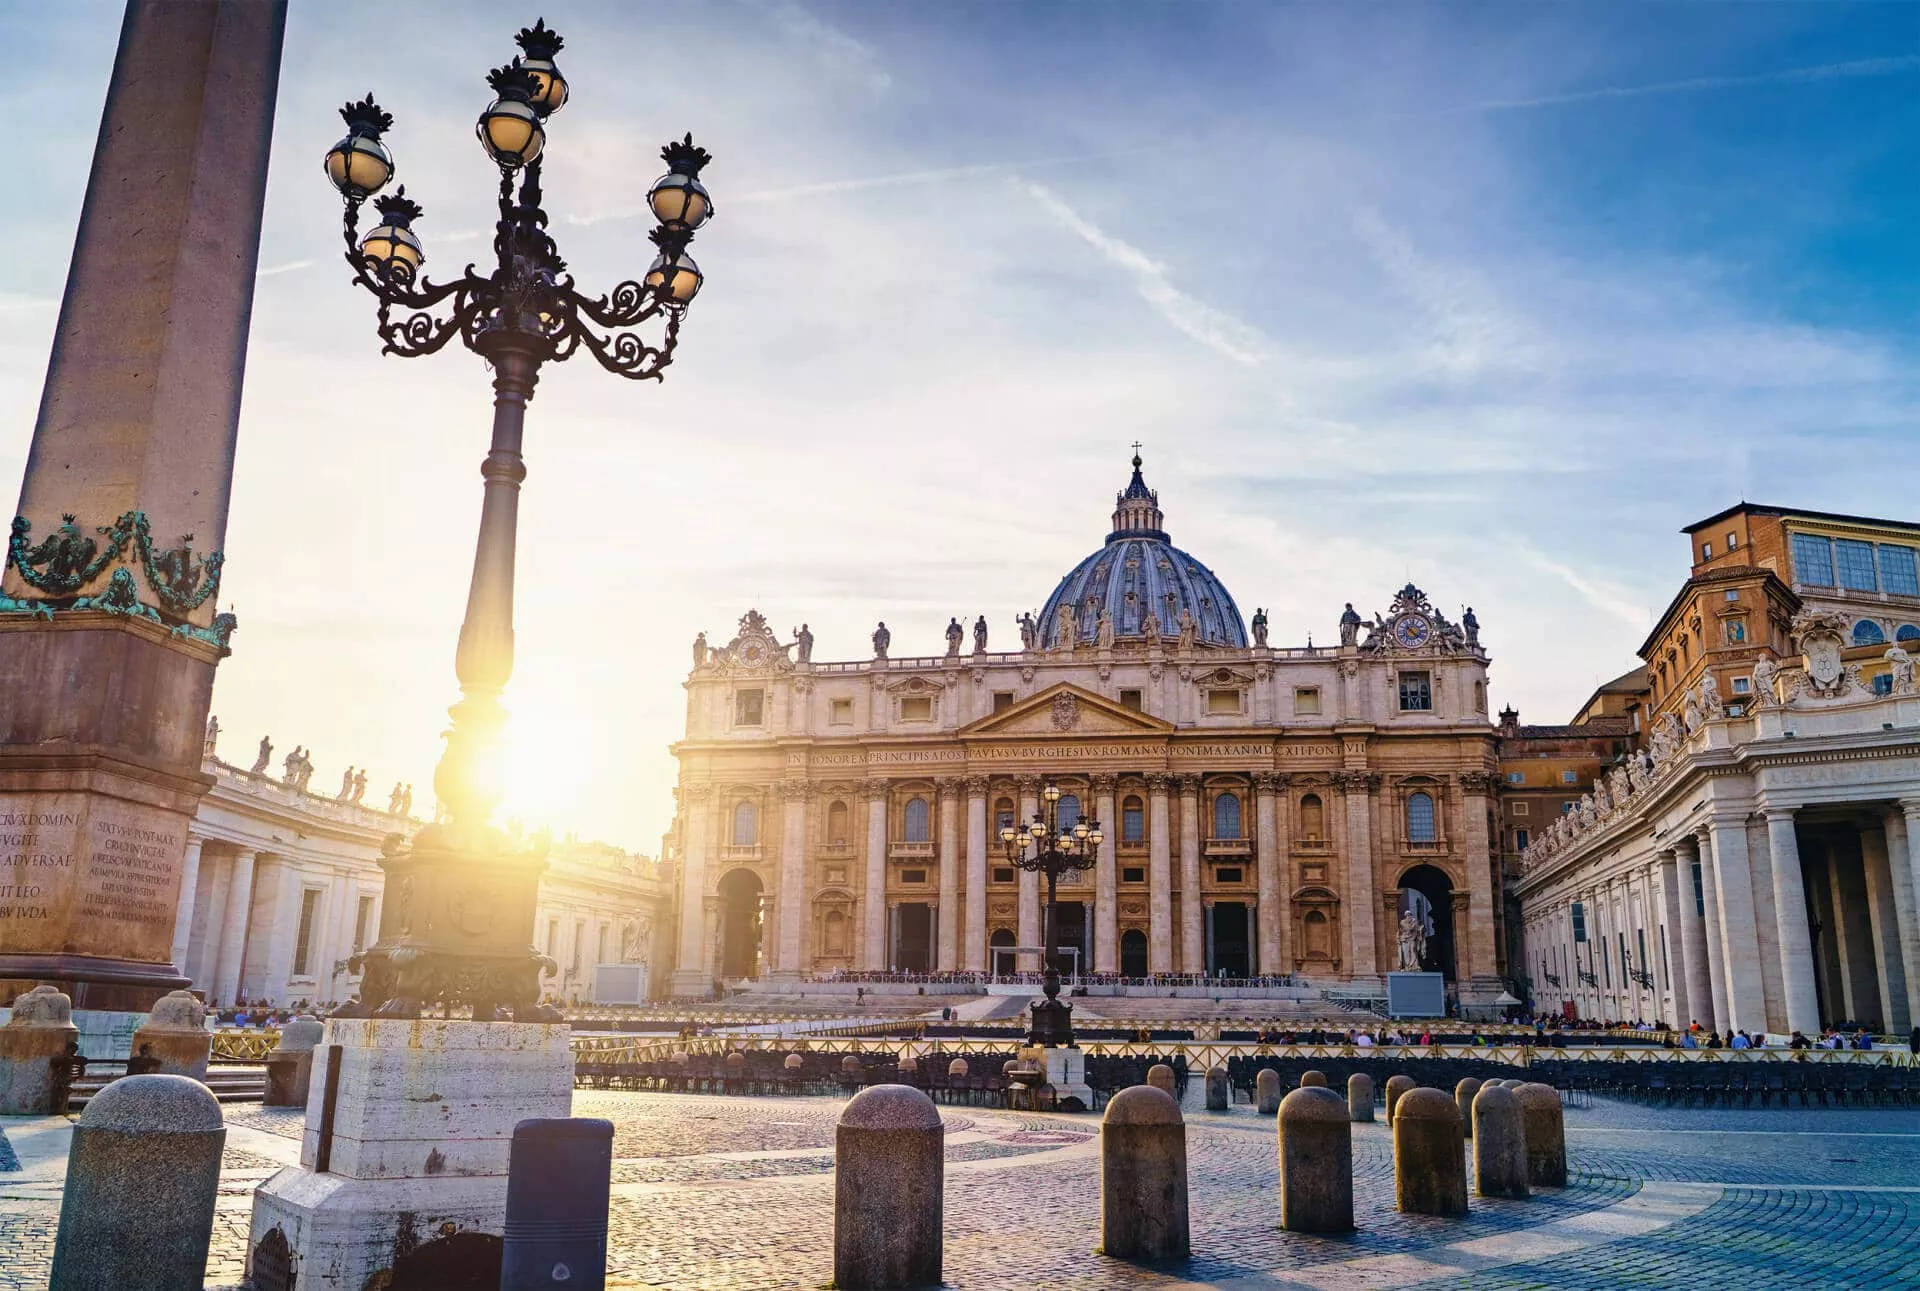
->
[67,1063,266,1111]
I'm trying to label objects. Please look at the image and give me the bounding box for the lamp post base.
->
[1027,994,1074,1048]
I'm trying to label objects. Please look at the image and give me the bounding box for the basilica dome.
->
[1034,455,1248,651]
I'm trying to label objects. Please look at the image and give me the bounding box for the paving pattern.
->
[3,1090,1920,1287]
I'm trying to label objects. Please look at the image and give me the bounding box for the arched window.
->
[1058,794,1082,830]
[903,796,931,842]
[1898,624,1920,643]
[1406,792,1436,843]
[1213,792,1242,839]
[1122,795,1145,844]
[1299,794,1325,841]
[826,800,850,846]
[1853,619,1887,646]
[732,800,758,846]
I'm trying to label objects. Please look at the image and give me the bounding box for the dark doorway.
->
[1120,929,1148,977]
[718,868,764,979]
[990,928,1016,976]
[1399,864,1457,981]
[1210,902,1251,978]
[1048,903,1089,976]
[894,903,933,972]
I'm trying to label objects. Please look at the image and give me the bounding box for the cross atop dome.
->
[1111,446,1166,541]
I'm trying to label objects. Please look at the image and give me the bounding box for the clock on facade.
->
[1392,613,1433,648]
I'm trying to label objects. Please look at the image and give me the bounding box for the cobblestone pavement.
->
[3,1091,1920,1287]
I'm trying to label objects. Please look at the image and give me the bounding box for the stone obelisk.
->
[0,0,286,1009]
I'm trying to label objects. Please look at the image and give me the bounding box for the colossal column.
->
[772,779,810,985]
[1704,817,1767,1034]
[0,0,287,1008]
[1176,776,1203,973]
[1884,806,1920,1031]
[1253,773,1287,978]
[862,779,889,972]
[1763,808,1822,1035]
[1015,777,1040,972]
[670,785,713,996]
[1858,822,1911,1034]
[936,779,961,972]
[1092,775,1117,974]
[1336,771,1379,977]
[1146,774,1173,974]
[963,777,988,972]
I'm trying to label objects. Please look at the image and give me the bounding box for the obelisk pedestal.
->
[0,0,287,1009]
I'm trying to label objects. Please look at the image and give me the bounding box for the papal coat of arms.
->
[1050,692,1080,730]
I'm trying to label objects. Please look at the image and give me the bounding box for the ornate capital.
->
[1173,774,1202,796]
[1458,770,1497,795]
[860,777,890,799]
[1252,770,1291,793]
[963,774,991,797]
[1144,772,1173,793]
[780,778,813,801]
[935,776,963,800]
[1013,774,1041,795]
[681,781,715,803]
[1089,773,1119,795]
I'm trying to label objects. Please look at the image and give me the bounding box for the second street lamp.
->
[1000,781,1101,1048]
[325,18,715,1021]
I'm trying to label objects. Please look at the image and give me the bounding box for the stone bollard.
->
[0,985,80,1115]
[130,990,211,1080]
[1147,1064,1176,1098]
[1100,1084,1189,1262]
[1255,1068,1281,1115]
[834,1085,943,1289]
[1348,1072,1374,1122]
[1453,1077,1481,1138]
[785,1053,805,1071]
[947,1058,969,1079]
[262,1016,324,1108]
[48,1075,225,1291]
[1384,1073,1415,1126]
[1300,1069,1327,1088]
[501,1117,614,1290]
[1278,1086,1353,1232]
[1515,1083,1568,1188]
[1204,1066,1229,1111]
[1392,1087,1468,1217]
[1472,1084,1529,1199]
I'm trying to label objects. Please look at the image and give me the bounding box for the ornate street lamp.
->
[999,781,1101,1047]
[324,19,715,1022]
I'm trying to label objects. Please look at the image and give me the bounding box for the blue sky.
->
[4,1,1918,848]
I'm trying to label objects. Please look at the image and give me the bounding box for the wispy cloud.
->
[1514,544,1652,631]
[1467,54,1920,113]
[257,258,314,278]
[1021,181,1269,366]
[751,0,892,93]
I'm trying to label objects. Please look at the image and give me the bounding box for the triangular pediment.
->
[960,682,1174,737]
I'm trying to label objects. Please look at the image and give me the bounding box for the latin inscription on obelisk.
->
[0,796,188,963]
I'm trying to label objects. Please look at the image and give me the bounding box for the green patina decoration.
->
[3,511,236,648]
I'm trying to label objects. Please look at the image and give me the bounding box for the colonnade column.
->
[170,835,205,976]
[1858,822,1911,1034]
[1459,771,1497,983]
[671,785,714,996]
[861,779,889,971]
[1177,775,1203,974]
[1884,805,1920,1034]
[1684,834,1728,1032]
[1253,772,1285,978]
[210,848,257,1007]
[774,779,810,984]
[1092,775,1117,974]
[1336,771,1378,977]
[1763,807,1822,1035]
[1652,852,1689,1029]
[1705,815,1767,1034]
[1672,838,1715,1030]
[1146,773,1173,974]
[963,777,988,973]
[192,849,233,992]
[1015,777,1040,972]
[936,779,961,972]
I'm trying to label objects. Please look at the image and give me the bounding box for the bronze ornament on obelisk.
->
[0,0,287,1008]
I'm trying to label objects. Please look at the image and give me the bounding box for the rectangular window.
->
[1727,532,1738,550]
[1691,861,1705,918]
[1397,671,1432,711]
[572,921,584,973]
[292,888,321,977]
[1880,544,1920,597]
[1571,902,1586,943]
[1207,688,1240,715]
[598,925,609,965]
[353,894,374,951]
[1215,866,1243,883]
[1514,828,1530,850]
[547,918,559,956]
[901,869,927,884]
[1636,928,1647,976]
[1121,866,1146,884]
[1660,928,1669,987]
[1791,533,1835,586]
[1875,673,1894,696]
[1602,937,1611,987]
[1836,538,1879,591]
[899,696,933,721]
[734,688,765,726]
[1511,802,1530,816]
[993,867,1015,884]
[1701,542,1712,560]
[993,691,1016,712]
[1725,589,1740,602]
[1506,771,1524,784]
[1118,688,1143,710]
[1294,687,1321,715]
[1618,931,1627,981]
[1731,676,1750,694]
[1561,769,1578,784]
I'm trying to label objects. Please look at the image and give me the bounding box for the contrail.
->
[1467,54,1920,113]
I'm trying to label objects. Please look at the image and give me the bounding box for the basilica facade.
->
[668,457,1503,1003]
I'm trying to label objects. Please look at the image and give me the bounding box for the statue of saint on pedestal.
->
[1396,911,1426,971]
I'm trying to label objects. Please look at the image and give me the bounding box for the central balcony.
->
[1204,836,1253,857]
[888,840,935,860]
